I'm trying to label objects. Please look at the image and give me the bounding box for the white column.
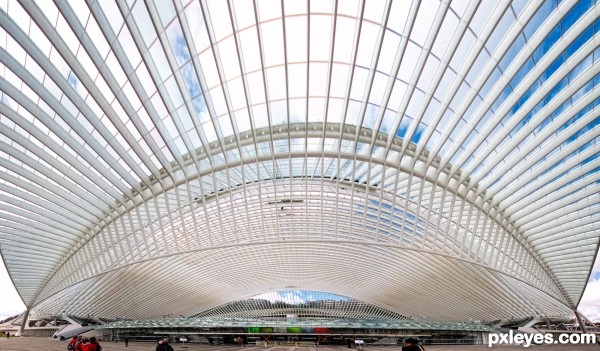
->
[16,309,29,337]
[575,310,588,334]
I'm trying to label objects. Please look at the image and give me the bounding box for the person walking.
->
[156,337,174,351]
[6,332,9,339]
[124,336,129,347]
[402,338,424,351]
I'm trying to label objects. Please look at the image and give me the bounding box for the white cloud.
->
[579,252,600,323]
[579,278,600,322]
[252,290,347,304]
[0,258,26,320]
[253,291,307,304]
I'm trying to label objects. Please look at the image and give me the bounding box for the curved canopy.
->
[103,290,500,331]
[0,0,599,323]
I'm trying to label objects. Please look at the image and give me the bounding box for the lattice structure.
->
[191,290,412,321]
[0,0,599,324]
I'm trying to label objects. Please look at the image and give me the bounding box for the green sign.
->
[247,327,259,333]
[286,327,301,333]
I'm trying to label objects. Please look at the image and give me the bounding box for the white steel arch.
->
[0,0,599,323]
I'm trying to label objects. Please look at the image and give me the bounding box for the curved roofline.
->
[31,239,574,316]
[36,126,501,301]
[33,170,566,312]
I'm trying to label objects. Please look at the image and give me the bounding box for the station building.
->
[0,0,599,345]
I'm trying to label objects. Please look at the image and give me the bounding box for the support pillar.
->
[481,332,489,346]
[575,310,588,333]
[16,308,29,337]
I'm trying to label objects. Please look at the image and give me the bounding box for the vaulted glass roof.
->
[0,0,599,323]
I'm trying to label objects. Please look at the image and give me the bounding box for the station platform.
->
[1,338,599,351]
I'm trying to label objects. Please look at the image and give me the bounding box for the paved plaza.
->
[0,338,599,351]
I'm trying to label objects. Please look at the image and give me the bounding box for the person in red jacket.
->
[76,337,102,351]
[74,336,84,351]
[68,336,78,350]
[77,338,90,351]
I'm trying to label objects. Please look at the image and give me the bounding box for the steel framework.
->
[0,0,599,323]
